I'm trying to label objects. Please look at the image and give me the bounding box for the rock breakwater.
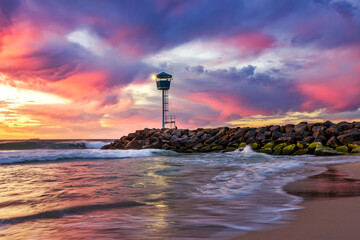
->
[101,121,360,155]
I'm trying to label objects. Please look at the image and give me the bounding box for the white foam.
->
[83,141,109,149]
[0,149,170,164]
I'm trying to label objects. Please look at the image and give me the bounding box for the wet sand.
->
[237,162,360,240]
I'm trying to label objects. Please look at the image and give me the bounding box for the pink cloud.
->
[188,92,268,122]
[297,45,360,112]
[222,31,275,55]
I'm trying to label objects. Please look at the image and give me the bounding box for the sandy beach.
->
[238,161,360,240]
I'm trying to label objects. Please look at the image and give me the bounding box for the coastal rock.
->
[336,145,348,154]
[325,125,339,137]
[270,125,281,132]
[124,139,142,150]
[337,121,354,131]
[282,144,296,155]
[272,131,282,140]
[102,121,360,155]
[338,132,360,145]
[259,148,272,154]
[326,136,340,148]
[293,148,308,155]
[294,123,307,133]
[351,148,360,153]
[273,143,287,155]
[244,130,256,139]
[314,144,343,156]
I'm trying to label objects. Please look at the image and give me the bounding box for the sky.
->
[0,0,360,139]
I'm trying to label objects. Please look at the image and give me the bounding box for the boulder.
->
[211,145,224,150]
[238,142,247,148]
[336,145,348,154]
[273,143,288,155]
[199,145,212,152]
[282,144,296,155]
[195,131,205,138]
[263,142,275,149]
[337,121,354,131]
[255,127,267,133]
[325,125,339,137]
[315,146,344,156]
[255,133,266,142]
[323,120,334,127]
[338,132,360,145]
[303,136,314,143]
[249,142,259,150]
[225,146,237,152]
[283,124,295,133]
[296,141,307,149]
[308,142,321,153]
[270,125,281,132]
[272,131,282,140]
[193,143,204,151]
[294,123,307,133]
[351,148,360,153]
[264,131,272,139]
[293,148,309,155]
[276,135,294,144]
[124,139,142,150]
[259,148,272,154]
[314,134,327,144]
[326,136,340,148]
[244,130,256,139]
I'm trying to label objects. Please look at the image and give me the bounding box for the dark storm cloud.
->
[180,65,303,117]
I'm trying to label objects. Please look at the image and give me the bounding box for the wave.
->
[0,201,145,225]
[0,140,111,150]
[0,149,174,164]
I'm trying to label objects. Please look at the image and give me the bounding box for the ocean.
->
[0,139,359,239]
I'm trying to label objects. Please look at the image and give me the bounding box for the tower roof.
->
[156,72,172,78]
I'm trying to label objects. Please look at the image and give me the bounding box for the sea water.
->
[0,139,359,239]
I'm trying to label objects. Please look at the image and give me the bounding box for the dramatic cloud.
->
[0,0,359,138]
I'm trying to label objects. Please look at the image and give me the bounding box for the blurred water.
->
[0,146,359,239]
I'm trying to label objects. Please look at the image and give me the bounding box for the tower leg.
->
[162,90,165,128]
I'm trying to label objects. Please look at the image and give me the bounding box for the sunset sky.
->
[0,0,360,139]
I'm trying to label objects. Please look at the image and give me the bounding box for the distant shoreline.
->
[102,121,360,156]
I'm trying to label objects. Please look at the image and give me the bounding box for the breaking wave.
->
[0,140,111,150]
[0,149,174,164]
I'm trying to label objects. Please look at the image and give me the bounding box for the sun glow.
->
[0,83,70,106]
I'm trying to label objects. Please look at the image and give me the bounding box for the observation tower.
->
[155,72,176,128]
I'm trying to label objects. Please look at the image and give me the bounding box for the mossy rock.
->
[210,142,217,147]
[259,147,272,154]
[336,145,349,154]
[273,143,288,151]
[184,149,196,153]
[296,141,308,149]
[282,144,296,155]
[308,142,320,151]
[249,142,259,150]
[225,146,237,152]
[239,142,247,148]
[293,148,309,155]
[348,144,360,150]
[273,148,282,155]
[211,145,224,150]
[351,148,360,154]
[262,142,275,149]
[315,145,343,156]
[199,145,212,152]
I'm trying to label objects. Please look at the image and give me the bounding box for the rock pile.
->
[101,121,360,155]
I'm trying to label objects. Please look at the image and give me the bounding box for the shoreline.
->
[237,161,360,240]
